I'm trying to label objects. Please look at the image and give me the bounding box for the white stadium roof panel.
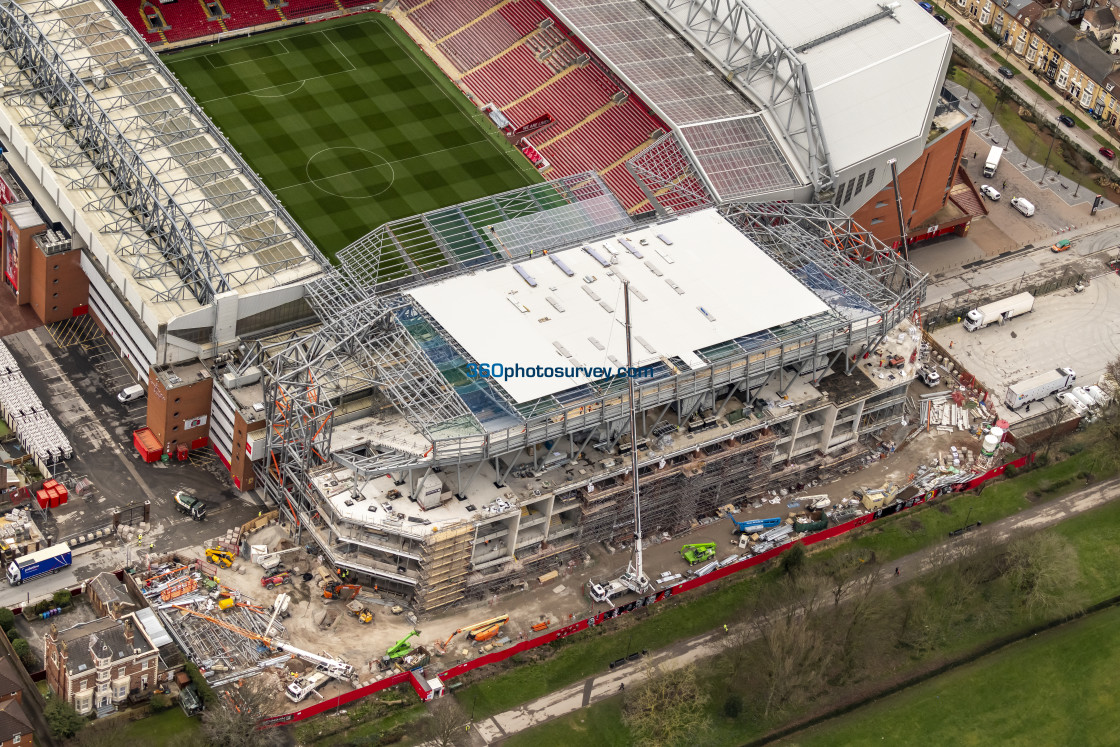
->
[406,209,829,403]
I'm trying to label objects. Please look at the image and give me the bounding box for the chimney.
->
[123,616,134,646]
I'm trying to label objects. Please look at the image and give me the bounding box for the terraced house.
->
[959,0,1120,126]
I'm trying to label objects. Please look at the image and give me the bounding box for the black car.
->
[1058,114,1076,127]
[934,13,948,24]
[997,66,1015,79]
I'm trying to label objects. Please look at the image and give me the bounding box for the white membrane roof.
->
[407,209,830,402]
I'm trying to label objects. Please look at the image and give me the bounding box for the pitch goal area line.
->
[201,38,291,69]
[197,30,357,102]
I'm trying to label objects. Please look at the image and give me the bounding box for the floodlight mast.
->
[622,281,652,596]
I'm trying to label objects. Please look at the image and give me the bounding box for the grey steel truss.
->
[646,0,838,200]
[0,0,327,307]
[337,173,631,294]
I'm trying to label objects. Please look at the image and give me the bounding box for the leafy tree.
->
[779,542,805,577]
[149,691,172,714]
[0,607,14,634]
[44,697,86,739]
[52,589,72,608]
[623,661,709,746]
[185,661,217,706]
[10,638,35,670]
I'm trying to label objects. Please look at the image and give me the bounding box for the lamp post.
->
[1039,135,1055,185]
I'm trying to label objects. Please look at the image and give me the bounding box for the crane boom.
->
[440,614,510,648]
[622,281,651,597]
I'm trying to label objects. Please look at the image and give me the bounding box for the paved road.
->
[472,476,1120,744]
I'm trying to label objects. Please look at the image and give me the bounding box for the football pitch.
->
[164,15,540,261]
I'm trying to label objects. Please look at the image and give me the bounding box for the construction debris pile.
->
[916,389,997,434]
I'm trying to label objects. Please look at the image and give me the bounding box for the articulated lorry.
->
[963,292,1034,332]
[7,543,72,586]
[1004,367,1077,411]
[983,146,1003,178]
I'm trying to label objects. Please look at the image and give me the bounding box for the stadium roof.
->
[545,0,950,199]
[545,0,798,201]
[0,0,326,318]
[743,0,953,170]
[406,208,829,402]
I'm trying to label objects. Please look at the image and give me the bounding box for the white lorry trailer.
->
[983,146,1004,178]
[1004,367,1077,410]
[963,292,1035,332]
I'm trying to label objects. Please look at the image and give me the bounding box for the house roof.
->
[0,700,31,741]
[1004,0,1037,17]
[0,658,21,695]
[56,615,153,675]
[1036,16,1119,84]
[89,571,133,613]
[1083,6,1117,27]
[1016,2,1045,25]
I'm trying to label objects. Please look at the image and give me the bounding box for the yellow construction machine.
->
[205,548,234,568]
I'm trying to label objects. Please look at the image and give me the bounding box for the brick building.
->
[0,700,32,747]
[44,614,159,717]
[86,571,137,620]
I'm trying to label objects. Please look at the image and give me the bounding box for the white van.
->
[1010,197,1035,217]
[117,384,146,403]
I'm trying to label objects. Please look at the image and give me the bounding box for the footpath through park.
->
[472,476,1120,744]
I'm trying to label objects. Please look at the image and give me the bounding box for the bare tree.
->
[421,697,469,747]
[1005,531,1082,618]
[201,678,287,747]
[623,660,710,747]
[1100,357,1120,445]
[747,575,833,717]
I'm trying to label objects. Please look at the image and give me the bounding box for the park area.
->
[164,14,539,260]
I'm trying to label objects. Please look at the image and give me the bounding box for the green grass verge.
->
[1023,79,1055,102]
[164,15,538,262]
[992,54,1019,76]
[122,707,200,745]
[956,26,991,50]
[791,597,1120,746]
[1094,133,1113,148]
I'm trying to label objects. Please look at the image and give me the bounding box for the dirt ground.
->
[199,422,990,715]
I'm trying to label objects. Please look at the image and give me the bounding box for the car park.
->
[979,184,1001,201]
[1058,114,1075,127]
[997,66,1014,79]
[1100,147,1115,160]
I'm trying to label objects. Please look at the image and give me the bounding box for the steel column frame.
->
[652,0,835,198]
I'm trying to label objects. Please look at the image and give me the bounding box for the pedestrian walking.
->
[1002,180,1007,190]
[895,567,900,576]
[149,542,153,551]
[619,682,625,691]
[136,533,142,547]
[949,340,954,349]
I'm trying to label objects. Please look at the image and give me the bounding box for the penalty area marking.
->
[202,38,291,69]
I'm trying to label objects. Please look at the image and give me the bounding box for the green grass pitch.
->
[164,14,541,261]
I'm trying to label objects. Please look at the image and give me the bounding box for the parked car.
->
[997,66,1015,79]
[935,13,948,24]
[1100,147,1115,160]
[1058,114,1075,127]
[1010,197,1035,216]
[979,184,1001,201]
[1051,239,1071,253]
[919,1,933,10]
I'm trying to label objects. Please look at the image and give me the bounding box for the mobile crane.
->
[588,282,652,607]
[170,605,358,685]
[438,614,510,652]
[680,543,717,566]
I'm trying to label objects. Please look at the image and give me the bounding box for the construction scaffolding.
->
[414,525,473,614]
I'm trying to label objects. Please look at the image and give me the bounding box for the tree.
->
[623,661,709,746]
[0,607,13,634]
[149,691,173,713]
[1004,531,1082,618]
[185,661,217,706]
[44,697,86,739]
[200,679,285,747]
[52,589,72,608]
[10,638,35,670]
[779,543,806,577]
[421,697,469,747]
[1101,356,1120,445]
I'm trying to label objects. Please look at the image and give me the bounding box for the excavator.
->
[387,629,421,659]
[438,614,510,651]
[323,581,362,601]
[205,548,234,569]
[679,543,717,566]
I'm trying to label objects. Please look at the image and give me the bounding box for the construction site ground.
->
[197,426,993,715]
[931,270,1120,425]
